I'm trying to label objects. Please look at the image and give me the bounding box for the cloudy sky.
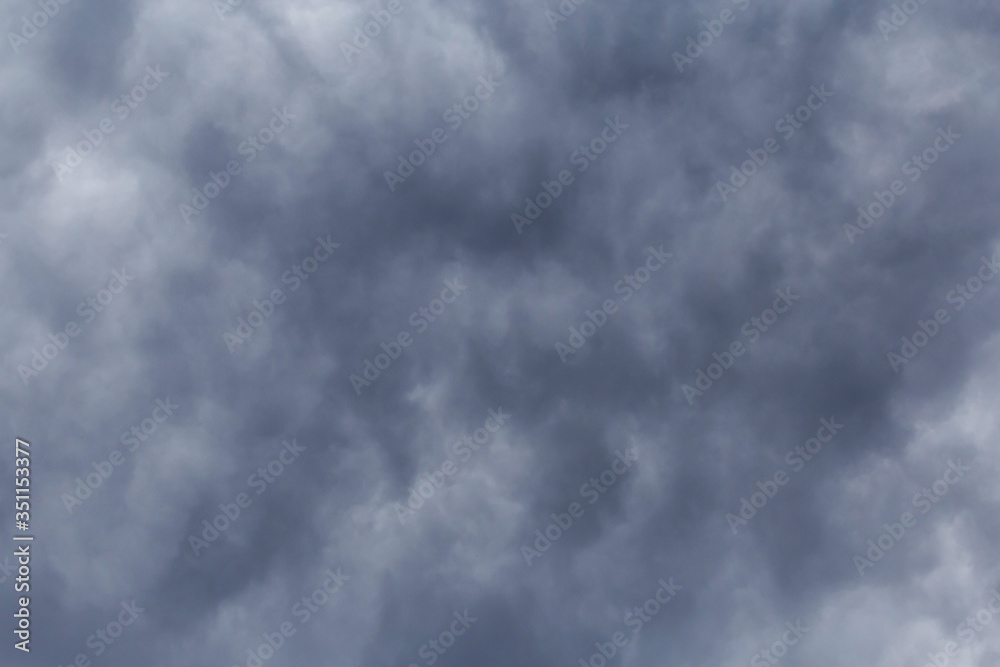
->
[3,0,1000,665]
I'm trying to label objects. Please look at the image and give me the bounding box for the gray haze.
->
[2,0,1000,666]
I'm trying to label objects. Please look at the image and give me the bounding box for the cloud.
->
[3,0,1000,665]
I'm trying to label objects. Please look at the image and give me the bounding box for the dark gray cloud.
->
[3,0,1000,666]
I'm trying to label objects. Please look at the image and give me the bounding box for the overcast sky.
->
[3,0,1000,666]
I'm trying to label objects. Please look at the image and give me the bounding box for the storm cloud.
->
[3,0,1000,666]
